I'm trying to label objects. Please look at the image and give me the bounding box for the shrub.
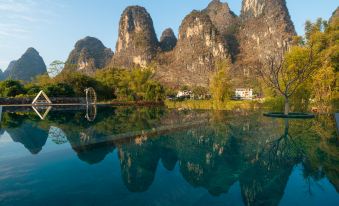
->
[145,82,166,102]
[0,80,26,97]
[55,72,97,97]
[25,85,41,96]
[43,83,75,97]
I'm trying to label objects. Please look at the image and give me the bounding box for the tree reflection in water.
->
[0,106,337,205]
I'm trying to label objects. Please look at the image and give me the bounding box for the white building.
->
[235,88,253,100]
[176,90,193,99]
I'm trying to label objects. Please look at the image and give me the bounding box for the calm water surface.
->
[0,106,338,206]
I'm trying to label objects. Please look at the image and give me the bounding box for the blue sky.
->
[0,0,338,70]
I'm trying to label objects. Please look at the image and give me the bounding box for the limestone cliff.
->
[203,0,240,59]
[238,0,296,66]
[112,6,159,68]
[63,0,300,88]
[156,10,231,87]
[64,36,113,74]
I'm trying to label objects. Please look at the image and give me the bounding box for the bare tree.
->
[257,46,317,115]
[48,60,65,77]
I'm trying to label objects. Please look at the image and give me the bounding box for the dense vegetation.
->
[0,67,166,102]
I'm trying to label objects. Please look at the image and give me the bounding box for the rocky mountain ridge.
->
[2,48,47,82]
[109,0,297,87]
[156,10,232,86]
[4,0,334,88]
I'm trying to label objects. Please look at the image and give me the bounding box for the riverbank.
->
[0,97,164,107]
[0,97,86,106]
[165,100,263,111]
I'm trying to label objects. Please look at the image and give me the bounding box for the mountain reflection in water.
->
[0,106,338,206]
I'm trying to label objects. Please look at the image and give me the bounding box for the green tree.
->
[55,71,97,97]
[257,45,319,115]
[192,86,209,99]
[25,84,41,96]
[0,80,26,97]
[308,17,339,111]
[210,63,232,102]
[43,83,75,97]
[145,82,165,102]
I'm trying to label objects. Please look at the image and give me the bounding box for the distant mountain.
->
[3,48,47,82]
[3,60,17,79]
[0,70,4,81]
[64,36,113,74]
[160,28,177,52]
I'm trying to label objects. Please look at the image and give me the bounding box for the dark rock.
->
[112,6,159,68]
[64,36,113,74]
[160,28,177,52]
[3,48,47,82]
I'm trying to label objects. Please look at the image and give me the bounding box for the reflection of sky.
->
[0,131,71,162]
[0,108,338,205]
[0,149,245,206]
[0,144,338,205]
[281,164,339,206]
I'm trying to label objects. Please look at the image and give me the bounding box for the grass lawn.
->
[165,99,263,111]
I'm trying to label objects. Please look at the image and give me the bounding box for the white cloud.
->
[0,0,68,69]
[0,1,30,13]
[0,0,64,36]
